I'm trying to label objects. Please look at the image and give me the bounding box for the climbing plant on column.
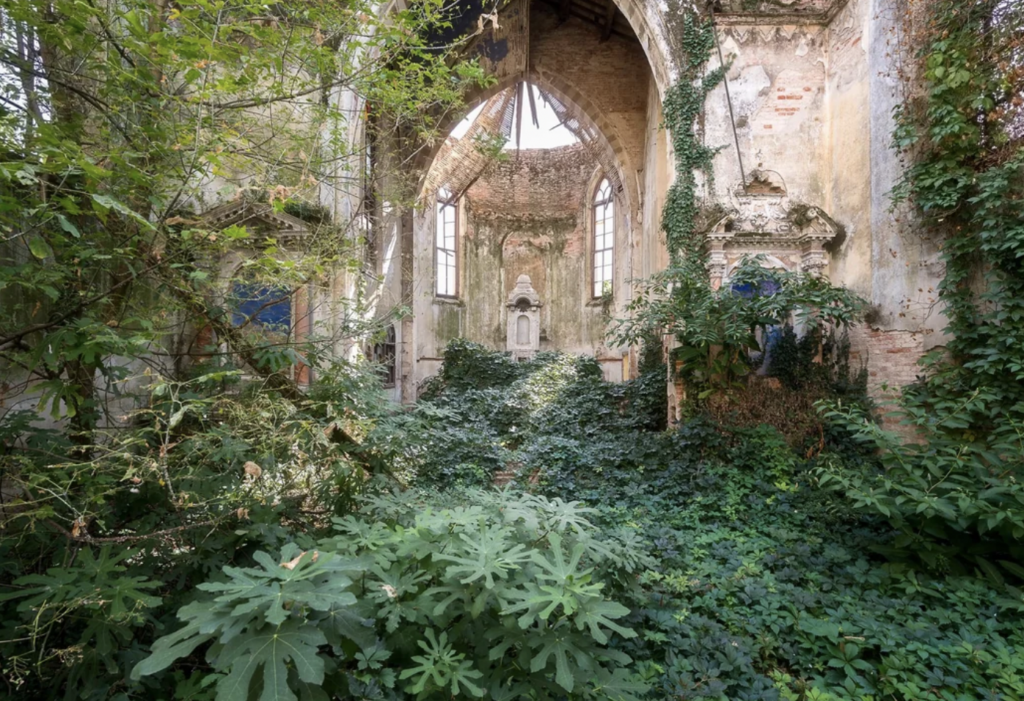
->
[661,12,725,265]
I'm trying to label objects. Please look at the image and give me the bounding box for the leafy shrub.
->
[612,258,865,395]
[817,400,1024,580]
[817,0,1024,583]
[132,489,649,700]
[419,339,525,396]
[403,342,667,486]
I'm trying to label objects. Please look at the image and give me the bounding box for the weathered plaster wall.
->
[866,0,946,348]
[707,24,830,209]
[824,0,872,297]
[640,81,671,280]
[699,0,942,388]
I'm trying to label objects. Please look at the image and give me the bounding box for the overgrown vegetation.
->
[612,257,865,403]
[364,344,1024,701]
[131,489,647,701]
[0,0,490,696]
[816,0,1024,579]
[2,0,1023,699]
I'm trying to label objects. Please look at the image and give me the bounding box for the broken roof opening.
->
[450,82,579,150]
[423,75,625,206]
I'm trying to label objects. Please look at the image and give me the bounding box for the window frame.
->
[591,177,615,300]
[371,324,397,388]
[362,123,378,266]
[435,188,459,299]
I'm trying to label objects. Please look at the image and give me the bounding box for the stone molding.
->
[201,201,311,243]
[713,0,852,26]
[707,172,841,284]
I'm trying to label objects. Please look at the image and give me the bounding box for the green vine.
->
[661,13,725,265]
[892,0,1023,435]
[817,0,1024,580]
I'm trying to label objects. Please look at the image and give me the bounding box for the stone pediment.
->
[707,172,842,282]
[507,273,542,310]
[710,182,840,246]
[201,201,311,242]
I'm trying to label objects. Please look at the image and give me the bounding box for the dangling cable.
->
[710,8,749,193]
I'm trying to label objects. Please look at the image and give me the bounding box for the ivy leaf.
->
[216,621,327,701]
[355,641,391,670]
[798,616,841,639]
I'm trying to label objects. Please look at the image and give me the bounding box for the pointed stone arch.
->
[416,71,636,223]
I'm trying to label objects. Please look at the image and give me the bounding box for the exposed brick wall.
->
[466,144,597,304]
[529,5,650,179]
[847,324,927,394]
[467,144,597,218]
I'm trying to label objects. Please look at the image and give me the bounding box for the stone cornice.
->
[712,0,851,26]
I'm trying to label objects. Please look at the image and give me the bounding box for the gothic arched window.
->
[593,178,614,298]
[436,187,458,298]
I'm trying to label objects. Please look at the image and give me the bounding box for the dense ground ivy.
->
[398,343,1024,701]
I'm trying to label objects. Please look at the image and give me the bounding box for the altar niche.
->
[507,274,542,361]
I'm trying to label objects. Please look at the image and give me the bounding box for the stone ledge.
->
[713,0,851,26]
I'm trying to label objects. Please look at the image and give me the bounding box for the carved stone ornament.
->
[506,274,541,360]
[201,201,311,243]
[707,171,841,285]
[713,0,850,25]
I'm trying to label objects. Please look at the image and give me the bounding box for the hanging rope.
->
[710,9,749,193]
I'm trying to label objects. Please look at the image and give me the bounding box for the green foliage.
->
[613,257,865,395]
[661,14,725,263]
[817,400,1024,579]
[550,422,1024,701]
[399,341,668,486]
[887,0,1023,432]
[815,0,1024,575]
[0,360,403,698]
[377,342,1024,700]
[0,1,491,695]
[133,490,648,700]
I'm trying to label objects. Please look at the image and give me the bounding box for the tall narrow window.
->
[593,178,614,298]
[436,187,458,298]
[371,324,397,388]
[362,124,377,266]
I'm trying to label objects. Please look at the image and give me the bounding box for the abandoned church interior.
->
[325,0,943,406]
[3,0,1023,696]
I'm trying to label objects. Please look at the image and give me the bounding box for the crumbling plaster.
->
[699,0,943,370]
